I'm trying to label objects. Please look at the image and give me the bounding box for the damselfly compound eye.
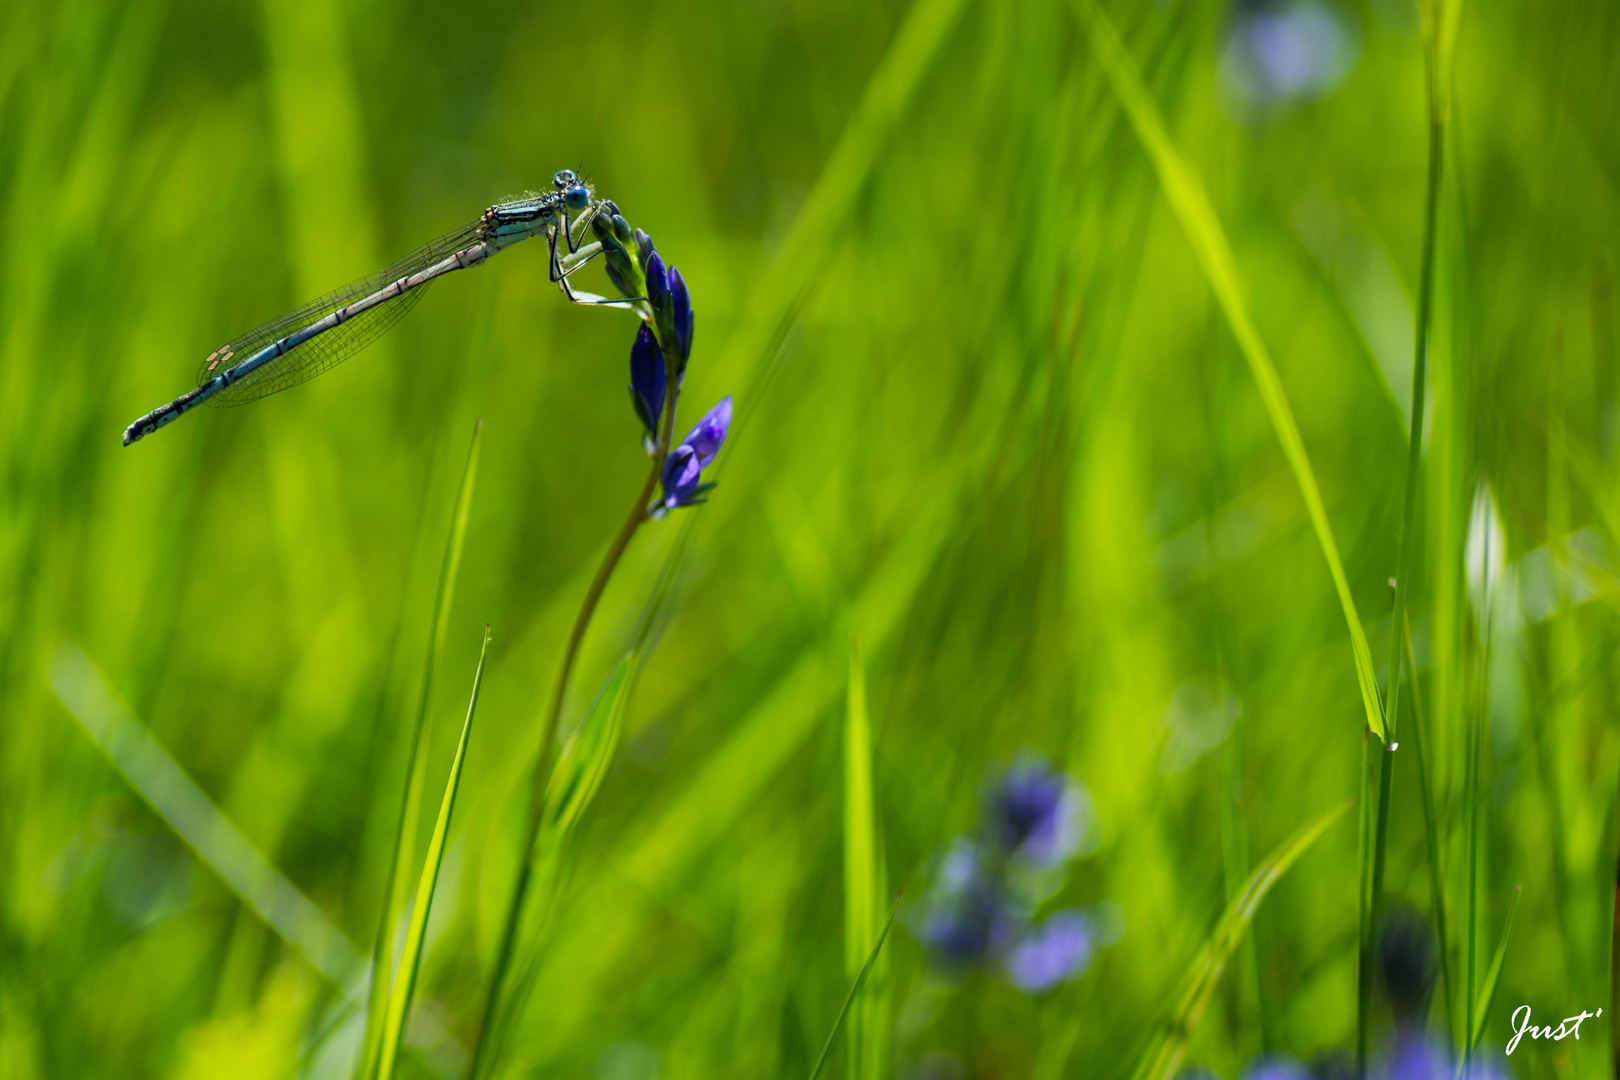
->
[564,183,589,213]
[553,169,578,189]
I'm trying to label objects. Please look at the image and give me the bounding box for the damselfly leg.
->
[548,206,640,308]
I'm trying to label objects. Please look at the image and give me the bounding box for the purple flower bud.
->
[683,395,730,466]
[645,251,670,313]
[657,396,732,512]
[669,266,694,368]
[628,325,666,438]
[660,444,702,508]
[985,754,1089,866]
[1004,910,1092,992]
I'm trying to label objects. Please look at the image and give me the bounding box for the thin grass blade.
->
[376,626,491,1080]
[1467,884,1520,1050]
[1132,801,1353,1080]
[715,0,970,430]
[360,418,482,1079]
[481,653,636,1072]
[1076,0,1385,741]
[542,653,636,840]
[1404,614,1456,1038]
[811,895,901,1080]
[844,637,883,1080]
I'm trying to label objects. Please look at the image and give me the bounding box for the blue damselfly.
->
[123,170,625,445]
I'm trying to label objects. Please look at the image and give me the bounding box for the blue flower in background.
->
[657,396,731,513]
[1004,909,1093,992]
[917,841,1014,967]
[1220,0,1357,110]
[1384,1034,1505,1080]
[1238,1057,1313,1080]
[985,754,1089,867]
[914,752,1104,993]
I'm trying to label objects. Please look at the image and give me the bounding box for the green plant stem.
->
[1355,731,1372,1079]
[1360,19,1447,1073]
[1403,613,1455,1042]
[361,419,481,1080]
[467,348,680,1080]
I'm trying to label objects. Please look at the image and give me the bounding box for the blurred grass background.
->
[2,0,1618,1077]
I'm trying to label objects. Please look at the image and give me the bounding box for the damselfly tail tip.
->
[122,415,157,446]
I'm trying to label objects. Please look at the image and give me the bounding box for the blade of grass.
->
[1368,0,1457,1060]
[1132,800,1353,1080]
[1404,613,1456,1040]
[48,643,363,984]
[1467,885,1520,1049]
[542,653,635,842]
[715,0,971,433]
[811,895,901,1080]
[1075,0,1385,742]
[480,653,636,1072]
[376,625,490,1080]
[360,418,482,1080]
[844,636,881,1080]
[1463,506,1494,1074]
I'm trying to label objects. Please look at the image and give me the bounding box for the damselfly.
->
[123,169,626,446]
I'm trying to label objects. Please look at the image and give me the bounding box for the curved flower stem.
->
[468,344,681,1080]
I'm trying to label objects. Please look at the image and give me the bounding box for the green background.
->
[2,0,1616,1076]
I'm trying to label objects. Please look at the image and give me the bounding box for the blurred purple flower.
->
[918,841,1014,966]
[629,325,666,440]
[1383,1034,1508,1080]
[915,757,1109,992]
[1239,1057,1313,1080]
[1004,910,1092,992]
[1221,1,1357,109]
[657,396,731,513]
[985,753,1088,867]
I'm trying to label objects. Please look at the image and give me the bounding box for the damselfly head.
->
[552,169,592,213]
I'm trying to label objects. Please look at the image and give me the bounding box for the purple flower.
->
[628,325,666,440]
[985,754,1088,867]
[1004,910,1092,992]
[1220,1,1357,110]
[917,842,1016,967]
[1239,1057,1313,1080]
[657,396,731,513]
[1384,1033,1451,1080]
